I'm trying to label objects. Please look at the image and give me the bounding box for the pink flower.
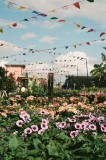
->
[24,128,32,135]
[70,130,79,138]
[38,129,45,135]
[31,125,38,132]
[20,113,31,122]
[59,122,66,129]
[16,120,24,127]
[42,119,49,124]
[41,123,48,130]
[88,124,96,131]
[75,123,82,130]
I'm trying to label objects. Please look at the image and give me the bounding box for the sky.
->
[0,0,106,83]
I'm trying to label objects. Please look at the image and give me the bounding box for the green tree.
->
[0,67,16,94]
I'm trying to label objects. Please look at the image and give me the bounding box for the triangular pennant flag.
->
[100,32,105,37]
[58,19,65,22]
[101,39,105,41]
[39,13,47,17]
[87,29,94,32]
[87,0,94,2]
[81,26,86,30]
[62,5,69,10]
[0,44,4,46]
[65,46,69,49]
[75,24,81,28]
[31,16,37,19]
[86,42,90,45]
[50,10,56,13]
[0,28,3,33]
[23,19,28,21]
[51,17,58,20]
[18,6,26,10]
[32,10,40,14]
[73,2,80,9]
[73,44,76,48]
[12,22,17,27]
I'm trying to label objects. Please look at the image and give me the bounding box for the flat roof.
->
[5,64,25,68]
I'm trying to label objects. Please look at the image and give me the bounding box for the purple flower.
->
[75,123,82,130]
[88,124,96,131]
[81,122,89,130]
[16,120,24,127]
[24,127,32,135]
[59,122,67,129]
[31,125,38,132]
[101,126,106,132]
[41,123,48,130]
[38,129,45,135]
[70,130,79,138]
[42,119,49,124]
[97,116,104,123]
[20,113,31,122]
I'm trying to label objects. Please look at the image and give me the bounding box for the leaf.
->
[9,136,18,150]
[46,140,59,156]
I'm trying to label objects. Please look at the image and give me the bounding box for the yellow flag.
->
[73,44,76,48]
[0,28,3,33]
[18,6,26,10]
[49,10,56,13]
[75,24,81,28]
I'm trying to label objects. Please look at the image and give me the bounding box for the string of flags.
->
[1,0,104,37]
[0,38,105,60]
[3,0,94,14]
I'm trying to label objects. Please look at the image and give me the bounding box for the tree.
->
[0,67,16,94]
[90,63,105,81]
[90,52,106,87]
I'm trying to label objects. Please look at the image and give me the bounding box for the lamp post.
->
[83,58,88,85]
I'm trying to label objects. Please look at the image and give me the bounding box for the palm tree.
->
[90,63,105,81]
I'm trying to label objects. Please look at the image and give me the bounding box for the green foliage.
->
[0,67,16,94]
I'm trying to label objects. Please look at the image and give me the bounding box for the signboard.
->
[48,73,54,103]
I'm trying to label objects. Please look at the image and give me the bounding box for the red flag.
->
[86,42,90,45]
[12,22,17,27]
[100,32,105,37]
[58,19,65,22]
[73,2,80,9]
[88,29,94,32]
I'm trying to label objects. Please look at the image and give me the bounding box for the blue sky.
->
[0,0,106,80]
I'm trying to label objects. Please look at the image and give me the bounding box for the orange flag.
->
[12,23,17,27]
[73,2,80,9]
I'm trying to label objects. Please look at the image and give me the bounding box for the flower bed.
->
[0,94,106,159]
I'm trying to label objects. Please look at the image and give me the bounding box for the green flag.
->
[87,0,94,2]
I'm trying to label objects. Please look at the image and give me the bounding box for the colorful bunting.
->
[18,6,26,10]
[51,17,58,20]
[65,46,69,49]
[39,13,47,17]
[0,28,3,33]
[49,10,56,13]
[86,42,90,45]
[81,26,86,30]
[87,0,94,2]
[73,44,76,48]
[32,10,40,14]
[73,2,80,9]
[58,19,65,22]
[87,29,94,32]
[12,22,17,27]
[100,32,105,37]
[75,24,81,28]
